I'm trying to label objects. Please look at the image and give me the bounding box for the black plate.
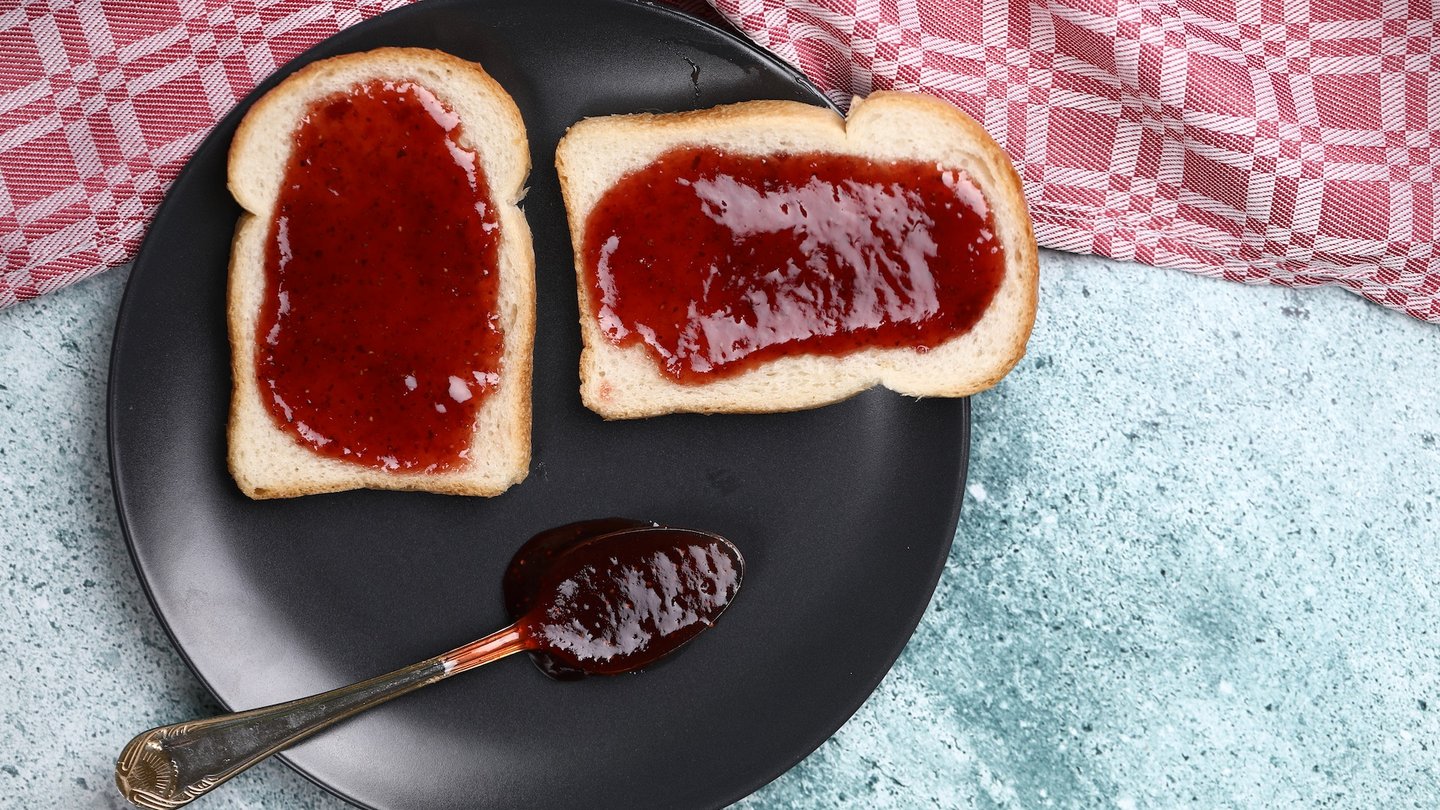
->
[108,1,969,808]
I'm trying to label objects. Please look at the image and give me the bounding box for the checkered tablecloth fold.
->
[2,0,1436,322]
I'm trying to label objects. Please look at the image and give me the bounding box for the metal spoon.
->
[115,526,743,809]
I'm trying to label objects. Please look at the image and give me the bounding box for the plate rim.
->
[107,1,970,807]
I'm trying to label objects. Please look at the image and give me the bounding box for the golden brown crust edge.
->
[862,91,1039,400]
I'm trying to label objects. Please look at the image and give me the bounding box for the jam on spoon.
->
[504,518,742,678]
[115,523,744,809]
[504,517,650,678]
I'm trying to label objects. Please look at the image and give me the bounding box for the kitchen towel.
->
[1,0,1436,321]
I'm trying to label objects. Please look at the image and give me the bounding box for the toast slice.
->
[556,92,1037,419]
[227,48,534,498]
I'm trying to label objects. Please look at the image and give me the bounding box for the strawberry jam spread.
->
[582,147,1006,382]
[256,80,503,472]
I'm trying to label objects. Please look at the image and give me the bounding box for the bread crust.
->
[555,92,1038,419]
[227,48,534,498]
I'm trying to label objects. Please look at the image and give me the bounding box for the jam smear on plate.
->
[256,80,504,472]
[582,147,1006,382]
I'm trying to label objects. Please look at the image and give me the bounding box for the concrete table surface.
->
[2,253,1436,809]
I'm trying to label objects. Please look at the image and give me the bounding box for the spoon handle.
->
[115,624,527,809]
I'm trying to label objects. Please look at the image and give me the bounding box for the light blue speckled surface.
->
[1,253,1436,809]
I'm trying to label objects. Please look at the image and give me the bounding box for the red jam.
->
[256,80,504,472]
[504,519,744,678]
[582,147,1006,382]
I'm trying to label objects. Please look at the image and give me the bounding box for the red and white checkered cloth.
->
[2,0,1437,321]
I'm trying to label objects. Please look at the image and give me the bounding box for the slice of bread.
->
[555,92,1038,419]
[227,48,534,498]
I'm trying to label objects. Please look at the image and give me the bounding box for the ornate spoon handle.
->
[116,625,526,809]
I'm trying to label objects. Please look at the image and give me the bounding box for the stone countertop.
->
[2,253,1436,809]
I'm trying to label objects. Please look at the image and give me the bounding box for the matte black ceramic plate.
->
[108,1,969,807]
